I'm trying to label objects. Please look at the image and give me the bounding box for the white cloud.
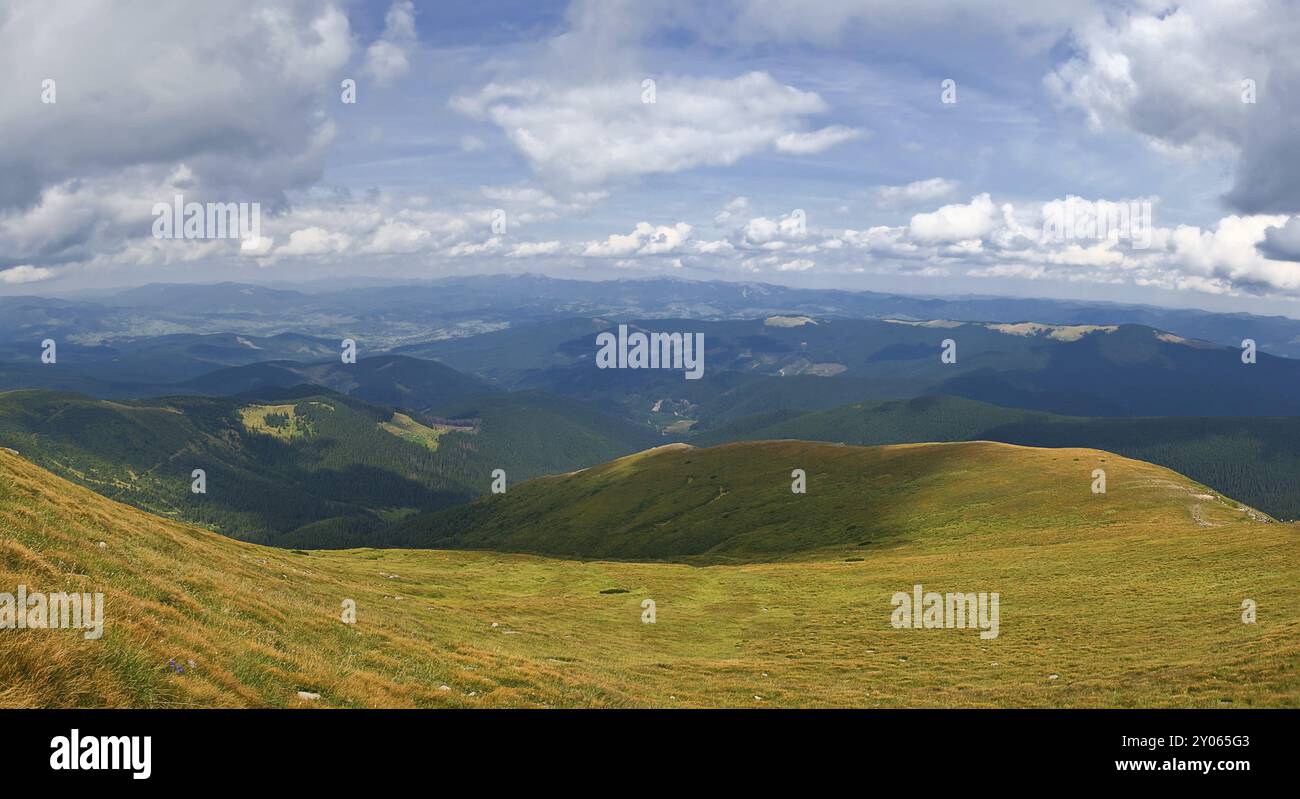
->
[777,258,815,272]
[1163,214,1296,291]
[0,1,352,212]
[693,239,736,255]
[479,186,608,223]
[0,265,54,284]
[784,190,1300,297]
[774,125,863,155]
[584,222,692,257]
[447,237,503,257]
[508,241,563,257]
[714,196,750,225]
[907,194,1003,244]
[452,71,854,184]
[1045,0,1300,213]
[741,212,807,247]
[277,226,352,256]
[364,1,417,86]
[877,178,958,206]
[363,221,432,254]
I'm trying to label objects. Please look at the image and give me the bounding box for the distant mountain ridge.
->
[8,274,1300,356]
[422,316,1300,421]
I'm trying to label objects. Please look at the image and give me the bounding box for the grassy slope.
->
[395,439,1273,560]
[3,443,1297,708]
[697,395,1300,521]
[3,444,1298,708]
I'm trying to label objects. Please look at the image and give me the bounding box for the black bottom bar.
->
[7,708,1285,785]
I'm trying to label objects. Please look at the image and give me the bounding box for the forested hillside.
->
[0,387,657,547]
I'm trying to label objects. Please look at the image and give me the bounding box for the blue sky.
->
[3,0,1300,315]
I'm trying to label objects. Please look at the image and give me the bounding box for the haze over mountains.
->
[8,275,1300,355]
[5,274,1300,552]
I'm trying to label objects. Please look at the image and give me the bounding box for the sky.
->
[3,0,1300,315]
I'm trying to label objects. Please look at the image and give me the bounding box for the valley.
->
[0,387,655,547]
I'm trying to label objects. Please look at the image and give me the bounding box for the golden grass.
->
[1,444,1297,708]
[238,403,312,441]
[378,412,444,452]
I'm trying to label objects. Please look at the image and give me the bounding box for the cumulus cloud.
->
[847,196,1300,297]
[583,222,692,257]
[1046,0,1300,213]
[362,221,431,255]
[364,0,417,86]
[1161,214,1296,292]
[277,227,352,256]
[741,211,807,248]
[0,0,357,281]
[451,71,861,184]
[907,194,1004,244]
[0,1,352,213]
[1257,217,1300,263]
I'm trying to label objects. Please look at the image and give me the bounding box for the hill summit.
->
[395,439,1270,560]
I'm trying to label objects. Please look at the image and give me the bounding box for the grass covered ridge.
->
[397,439,1276,561]
[1,443,1297,708]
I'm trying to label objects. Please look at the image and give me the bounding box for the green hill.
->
[697,395,1300,521]
[3,443,1296,708]
[393,439,1274,560]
